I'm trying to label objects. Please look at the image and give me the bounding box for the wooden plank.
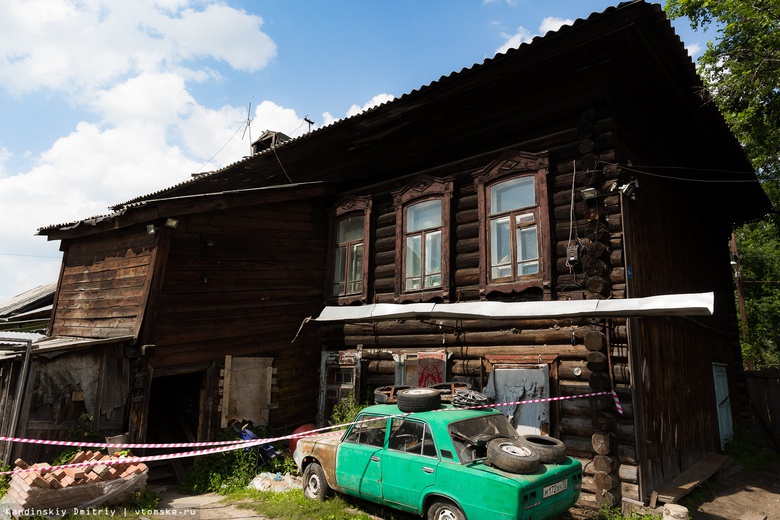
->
[649,453,732,508]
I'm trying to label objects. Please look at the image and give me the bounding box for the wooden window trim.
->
[392,175,454,303]
[473,151,551,299]
[327,196,372,305]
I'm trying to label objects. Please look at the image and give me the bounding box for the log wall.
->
[322,107,640,510]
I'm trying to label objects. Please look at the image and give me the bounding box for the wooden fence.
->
[745,368,780,449]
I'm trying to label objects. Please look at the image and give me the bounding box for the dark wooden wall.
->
[143,199,328,431]
[52,228,157,338]
[320,107,641,508]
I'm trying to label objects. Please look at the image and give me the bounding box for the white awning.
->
[312,292,714,323]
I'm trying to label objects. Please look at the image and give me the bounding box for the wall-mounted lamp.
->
[165,218,179,228]
[619,180,639,199]
[581,187,601,200]
[146,224,158,235]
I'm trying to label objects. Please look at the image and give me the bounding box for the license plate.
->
[543,479,568,498]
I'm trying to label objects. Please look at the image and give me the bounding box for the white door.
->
[483,364,549,435]
[712,363,734,450]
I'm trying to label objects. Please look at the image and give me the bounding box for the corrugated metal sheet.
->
[312,292,714,322]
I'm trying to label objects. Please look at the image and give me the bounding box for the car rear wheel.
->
[396,387,441,412]
[487,438,541,474]
[427,499,466,520]
[520,434,567,464]
[302,462,330,500]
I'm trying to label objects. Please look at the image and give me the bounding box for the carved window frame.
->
[393,175,454,303]
[473,151,551,298]
[327,196,372,305]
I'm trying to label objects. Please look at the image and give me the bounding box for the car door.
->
[335,414,386,500]
[381,417,439,513]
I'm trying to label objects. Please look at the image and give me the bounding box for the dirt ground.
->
[685,457,780,520]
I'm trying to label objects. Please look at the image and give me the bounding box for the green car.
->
[293,391,582,520]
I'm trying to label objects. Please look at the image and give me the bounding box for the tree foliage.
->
[666,0,780,367]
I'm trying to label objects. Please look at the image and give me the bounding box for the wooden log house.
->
[5,1,768,514]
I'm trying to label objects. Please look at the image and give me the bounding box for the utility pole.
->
[730,232,749,342]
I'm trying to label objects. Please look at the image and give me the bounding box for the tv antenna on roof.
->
[241,103,254,156]
[304,116,314,133]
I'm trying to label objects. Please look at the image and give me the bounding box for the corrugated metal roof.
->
[0,283,57,318]
[84,1,684,211]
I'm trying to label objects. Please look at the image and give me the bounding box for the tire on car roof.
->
[374,385,410,404]
[519,434,567,464]
[487,438,541,474]
[396,387,442,412]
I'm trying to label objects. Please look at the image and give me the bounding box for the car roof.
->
[359,403,503,427]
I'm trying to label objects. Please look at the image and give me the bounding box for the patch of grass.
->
[225,488,377,520]
[724,429,779,470]
[595,504,661,520]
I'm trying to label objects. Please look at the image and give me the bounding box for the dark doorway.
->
[147,371,203,444]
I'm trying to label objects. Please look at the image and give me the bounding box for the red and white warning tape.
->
[0,389,623,475]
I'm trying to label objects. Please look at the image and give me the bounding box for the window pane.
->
[517,226,539,275]
[424,231,442,288]
[337,216,364,243]
[406,235,422,290]
[490,177,534,215]
[407,200,442,232]
[347,243,363,294]
[344,416,386,447]
[490,217,511,279]
[332,246,346,295]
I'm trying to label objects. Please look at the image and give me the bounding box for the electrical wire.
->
[194,121,246,174]
[615,163,762,183]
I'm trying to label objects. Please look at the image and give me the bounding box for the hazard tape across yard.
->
[0,390,622,476]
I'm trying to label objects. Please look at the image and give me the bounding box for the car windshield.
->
[448,413,518,463]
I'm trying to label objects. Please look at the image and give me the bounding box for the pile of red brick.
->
[6,451,148,510]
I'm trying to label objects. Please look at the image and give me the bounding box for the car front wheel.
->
[302,462,330,500]
[427,499,466,520]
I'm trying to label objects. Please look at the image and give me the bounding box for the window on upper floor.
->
[474,151,551,298]
[393,176,453,302]
[488,176,539,280]
[404,199,442,291]
[333,215,365,296]
[328,197,371,304]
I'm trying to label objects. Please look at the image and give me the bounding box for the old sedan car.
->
[293,390,582,520]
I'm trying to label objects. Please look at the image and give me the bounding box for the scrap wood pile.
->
[6,451,148,510]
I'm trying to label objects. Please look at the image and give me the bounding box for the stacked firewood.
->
[5,451,148,510]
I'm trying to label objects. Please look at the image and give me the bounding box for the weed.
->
[329,392,369,428]
[225,488,376,519]
[180,425,281,495]
[595,504,661,520]
[724,428,779,470]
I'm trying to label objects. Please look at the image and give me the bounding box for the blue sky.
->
[0,0,707,303]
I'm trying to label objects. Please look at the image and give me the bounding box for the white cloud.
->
[0,0,276,99]
[686,43,702,58]
[495,16,573,55]
[539,16,573,34]
[0,146,10,179]
[346,94,395,118]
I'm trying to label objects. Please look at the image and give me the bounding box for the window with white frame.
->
[474,151,550,296]
[393,176,453,302]
[488,176,539,281]
[404,199,443,291]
